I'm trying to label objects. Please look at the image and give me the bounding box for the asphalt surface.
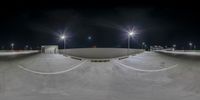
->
[0,52,200,100]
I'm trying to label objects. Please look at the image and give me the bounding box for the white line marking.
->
[17,60,88,75]
[113,60,178,72]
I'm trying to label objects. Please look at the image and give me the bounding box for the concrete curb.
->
[156,50,200,59]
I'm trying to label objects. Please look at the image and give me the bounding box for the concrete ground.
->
[0,52,200,100]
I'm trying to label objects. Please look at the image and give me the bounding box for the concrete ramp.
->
[0,50,39,60]
[0,50,39,56]
[59,48,144,59]
[156,50,200,59]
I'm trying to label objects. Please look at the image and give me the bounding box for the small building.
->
[41,45,58,54]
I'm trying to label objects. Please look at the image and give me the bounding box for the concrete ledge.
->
[59,48,144,59]
[91,59,110,62]
[156,50,200,59]
[0,50,39,60]
[118,56,129,60]
[70,56,83,61]
[0,50,39,56]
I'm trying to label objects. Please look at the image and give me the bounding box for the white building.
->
[41,45,58,54]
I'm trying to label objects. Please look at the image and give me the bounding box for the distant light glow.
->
[11,43,14,46]
[189,42,193,46]
[60,35,66,40]
[11,43,14,50]
[125,26,137,37]
[88,36,92,40]
[129,31,134,36]
[173,44,176,48]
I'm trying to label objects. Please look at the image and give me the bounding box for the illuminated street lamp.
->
[189,42,193,50]
[60,35,66,49]
[88,36,92,40]
[142,42,146,49]
[194,45,196,50]
[173,44,176,48]
[11,43,14,50]
[173,44,176,50]
[172,44,176,51]
[127,31,136,55]
[25,45,29,50]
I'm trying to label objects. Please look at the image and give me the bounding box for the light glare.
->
[60,35,66,40]
[129,32,134,36]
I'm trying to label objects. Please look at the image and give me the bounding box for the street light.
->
[11,43,14,50]
[129,32,134,36]
[173,44,176,48]
[127,31,136,55]
[60,35,66,49]
[172,44,176,51]
[194,45,196,50]
[142,42,146,49]
[25,45,29,50]
[189,42,193,50]
[88,36,92,40]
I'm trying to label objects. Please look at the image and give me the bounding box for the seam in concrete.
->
[17,60,88,75]
[113,60,178,72]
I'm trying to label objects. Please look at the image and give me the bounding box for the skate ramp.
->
[59,48,144,59]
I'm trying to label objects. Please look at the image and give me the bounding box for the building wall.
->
[41,45,58,54]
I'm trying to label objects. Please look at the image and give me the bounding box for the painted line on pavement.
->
[17,60,88,75]
[113,60,178,72]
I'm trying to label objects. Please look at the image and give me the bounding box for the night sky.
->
[0,1,199,50]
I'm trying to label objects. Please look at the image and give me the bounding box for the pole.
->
[127,35,130,55]
[64,39,66,49]
[11,45,14,50]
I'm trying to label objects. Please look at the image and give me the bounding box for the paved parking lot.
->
[0,52,200,100]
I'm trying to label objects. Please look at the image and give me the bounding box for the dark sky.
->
[0,1,199,49]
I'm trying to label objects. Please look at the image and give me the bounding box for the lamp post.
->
[173,44,176,51]
[127,31,135,55]
[88,36,92,40]
[189,42,192,50]
[25,45,28,50]
[60,35,66,49]
[11,43,14,50]
[194,45,196,50]
[142,42,146,49]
